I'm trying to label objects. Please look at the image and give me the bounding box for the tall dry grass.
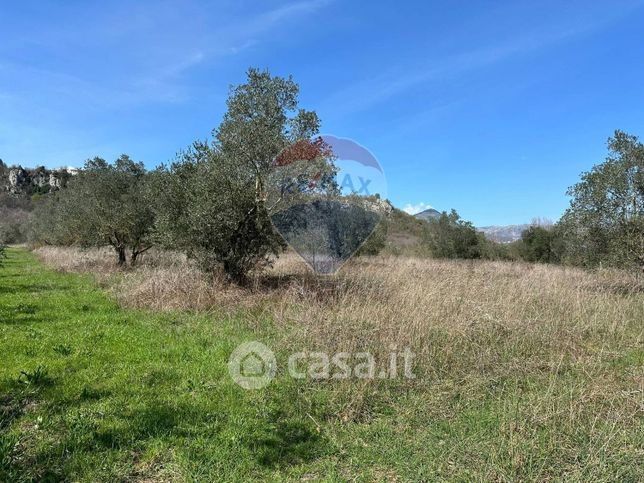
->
[35,246,246,310]
[35,245,643,380]
[33,246,643,476]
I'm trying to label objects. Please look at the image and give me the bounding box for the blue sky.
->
[2,0,644,225]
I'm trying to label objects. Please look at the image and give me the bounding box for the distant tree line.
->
[28,69,339,283]
[379,207,510,261]
[30,155,154,266]
[375,130,643,271]
[0,159,28,244]
[434,130,643,271]
[20,68,644,277]
[506,131,643,271]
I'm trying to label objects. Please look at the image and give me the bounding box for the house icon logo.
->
[240,351,266,377]
[228,341,276,389]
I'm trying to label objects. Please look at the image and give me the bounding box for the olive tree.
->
[33,155,155,266]
[152,144,285,282]
[559,130,644,270]
[153,68,330,283]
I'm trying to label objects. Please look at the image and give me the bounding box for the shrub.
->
[424,209,486,260]
[152,68,330,284]
[558,130,644,270]
[517,225,559,263]
[30,156,155,266]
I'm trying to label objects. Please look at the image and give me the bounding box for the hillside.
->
[0,162,76,244]
[0,161,73,195]
[383,207,433,255]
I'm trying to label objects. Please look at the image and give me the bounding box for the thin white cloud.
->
[244,0,332,35]
[159,0,333,78]
[322,0,644,116]
[128,0,334,102]
[1,0,335,108]
[402,202,434,215]
[0,0,335,166]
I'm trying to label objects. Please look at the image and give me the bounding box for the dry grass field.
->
[8,245,641,480]
[35,245,644,357]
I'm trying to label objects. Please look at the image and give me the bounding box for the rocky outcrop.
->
[49,173,62,190]
[2,165,72,195]
[8,168,27,193]
[31,171,49,189]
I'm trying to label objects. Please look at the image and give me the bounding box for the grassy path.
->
[0,248,335,481]
[1,248,642,482]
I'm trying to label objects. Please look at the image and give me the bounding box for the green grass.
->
[0,248,335,481]
[1,248,642,481]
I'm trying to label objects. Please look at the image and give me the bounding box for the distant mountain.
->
[477,225,529,243]
[412,205,528,243]
[413,207,441,222]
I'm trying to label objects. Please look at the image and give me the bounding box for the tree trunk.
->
[130,245,152,267]
[117,247,126,266]
[223,259,248,286]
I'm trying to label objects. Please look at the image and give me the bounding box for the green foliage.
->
[424,209,487,260]
[153,68,325,283]
[378,208,511,260]
[0,192,34,245]
[0,245,6,267]
[26,195,60,246]
[18,365,52,387]
[0,219,23,245]
[152,144,286,283]
[517,225,560,263]
[378,208,433,257]
[356,217,388,256]
[477,236,516,261]
[31,155,155,265]
[558,130,644,270]
[345,196,390,257]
